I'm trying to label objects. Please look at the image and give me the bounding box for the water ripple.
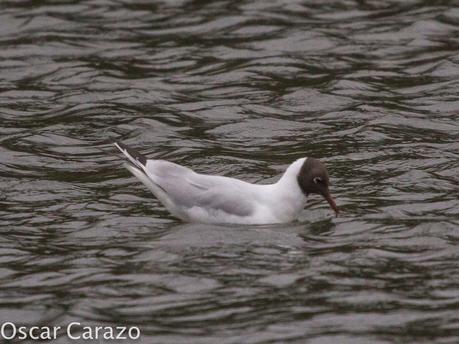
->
[1,0,458,343]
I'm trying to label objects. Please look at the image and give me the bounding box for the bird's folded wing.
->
[193,185,254,217]
[146,160,255,217]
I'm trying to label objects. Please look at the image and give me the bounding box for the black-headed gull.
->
[114,142,338,224]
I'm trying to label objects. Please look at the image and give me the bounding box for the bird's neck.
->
[276,158,306,188]
[261,158,307,222]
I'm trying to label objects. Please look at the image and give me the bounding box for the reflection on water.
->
[0,0,458,343]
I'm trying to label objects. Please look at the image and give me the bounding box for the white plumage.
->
[115,142,309,224]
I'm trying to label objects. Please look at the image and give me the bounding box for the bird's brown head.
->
[297,157,339,216]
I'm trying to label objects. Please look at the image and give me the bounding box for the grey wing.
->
[146,160,254,217]
[194,186,254,217]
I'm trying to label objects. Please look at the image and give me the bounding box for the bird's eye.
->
[313,177,322,184]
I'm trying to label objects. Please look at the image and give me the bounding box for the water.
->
[1,0,458,343]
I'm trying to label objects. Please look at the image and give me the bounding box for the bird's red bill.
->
[325,194,339,216]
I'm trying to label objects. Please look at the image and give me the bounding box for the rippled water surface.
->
[1,0,459,343]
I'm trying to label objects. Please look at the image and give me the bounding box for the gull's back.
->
[142,160,267,223]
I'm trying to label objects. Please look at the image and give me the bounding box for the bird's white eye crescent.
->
[313,177,322,184]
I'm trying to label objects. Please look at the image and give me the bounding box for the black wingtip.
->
[114,142,147,166]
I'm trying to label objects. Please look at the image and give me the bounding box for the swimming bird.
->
[114,142,338,224]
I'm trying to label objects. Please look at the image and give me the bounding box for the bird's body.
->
[115,142,338,224]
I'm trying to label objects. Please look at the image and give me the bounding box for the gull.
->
[114,142,338,224]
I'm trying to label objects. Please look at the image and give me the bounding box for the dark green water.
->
[1,1,458,343]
